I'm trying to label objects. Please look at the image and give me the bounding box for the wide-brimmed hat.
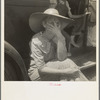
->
[29,8,74,33]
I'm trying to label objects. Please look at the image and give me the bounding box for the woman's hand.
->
[69,68,79,75]
[46,22,65,41]
[62,67,80,76]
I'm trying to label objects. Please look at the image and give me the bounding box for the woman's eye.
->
[56,22,60,27]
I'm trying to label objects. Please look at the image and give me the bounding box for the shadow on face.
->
[43,16,61,28]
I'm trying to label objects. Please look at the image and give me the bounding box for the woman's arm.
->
[47,22,68,61]
[66,1,89,19]
[68,10,86,19]
[56,36,67,61]
[52,30,68,61]
[39,64,78,75]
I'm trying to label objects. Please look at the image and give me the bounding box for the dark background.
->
[5,0,49,69]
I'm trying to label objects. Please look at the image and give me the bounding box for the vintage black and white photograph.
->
[4,0,97,81]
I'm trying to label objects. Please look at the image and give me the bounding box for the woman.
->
[28,8,88,81]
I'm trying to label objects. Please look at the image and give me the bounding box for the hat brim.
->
[29,12,74,33]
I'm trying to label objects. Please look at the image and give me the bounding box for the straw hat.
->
[29,8,74,33]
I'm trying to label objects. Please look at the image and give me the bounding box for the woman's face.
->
[42,16,62,39]
[43,16,67,31]
[45,16,61,29]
